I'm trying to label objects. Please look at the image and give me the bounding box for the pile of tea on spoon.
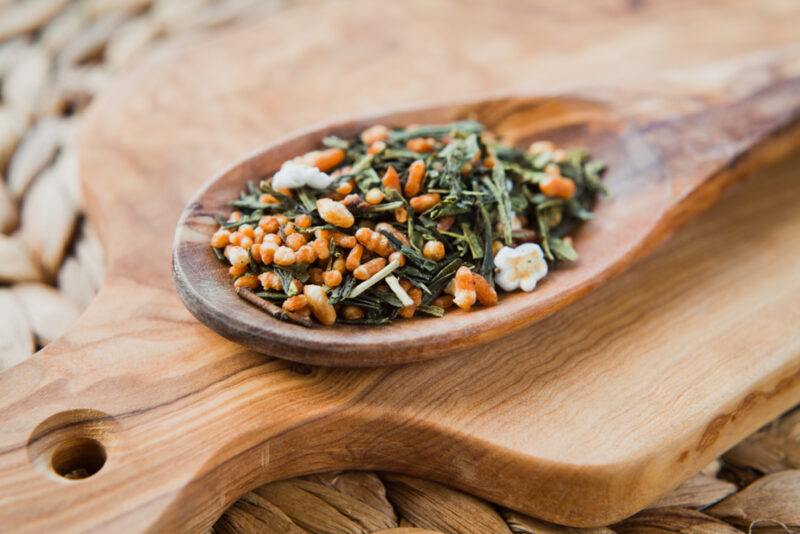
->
[210,121,606,326]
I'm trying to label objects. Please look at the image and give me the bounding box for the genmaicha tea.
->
[210,121,606,326]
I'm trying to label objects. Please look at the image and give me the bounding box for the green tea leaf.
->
[550,237,579,261]
[389,120,484,142]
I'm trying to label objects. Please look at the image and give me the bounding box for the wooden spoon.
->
[173,64,800,367]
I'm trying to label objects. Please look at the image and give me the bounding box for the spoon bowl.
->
[174,85,800,367]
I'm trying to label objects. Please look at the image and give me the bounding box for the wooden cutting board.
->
[1,1,800,531]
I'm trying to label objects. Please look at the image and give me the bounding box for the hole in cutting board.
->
[50,437,107,480]
[26,409,119,482]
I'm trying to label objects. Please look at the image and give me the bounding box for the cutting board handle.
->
[1,46,800,532]
[0,292,372,532]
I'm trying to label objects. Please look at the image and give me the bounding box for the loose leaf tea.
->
[209,121,606,326]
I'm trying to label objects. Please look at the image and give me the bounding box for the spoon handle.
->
[631,48,800,222]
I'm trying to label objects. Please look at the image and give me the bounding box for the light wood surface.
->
[175,80,800,365]
[1,1,800,531]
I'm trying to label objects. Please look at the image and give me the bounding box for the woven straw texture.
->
[0,1,798,532]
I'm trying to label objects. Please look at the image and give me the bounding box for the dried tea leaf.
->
[0,0,70,41]
[502,509,615,533]
[3,46,51,117]
[0,289,35,371]
[237,493,308,533]
[613,506,741,534]
[647,473,737,510]
[56,256,96,309]
[11,283,80,345]
[381,473,512,534]
[707,470,800,532]
[255,479,365,534]
[0,234,42,283]
[214,121,600,326]
[549,237,578,261]
[7,117,62,199]
[0,179,17,233]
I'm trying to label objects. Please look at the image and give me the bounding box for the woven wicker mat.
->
[0,1,798,532]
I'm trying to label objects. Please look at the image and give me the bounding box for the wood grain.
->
[174,80,800,365]
[1,1,800,531]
